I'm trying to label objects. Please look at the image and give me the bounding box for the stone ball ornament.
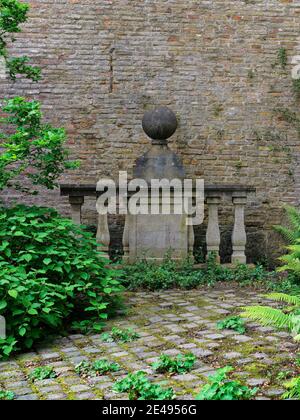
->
[142,107,178,142]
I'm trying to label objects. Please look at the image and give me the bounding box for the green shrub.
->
[0,390,15,400]
[217,316,246,334]
[100,327,140,343]
[196,366,258,400]
[113,371,175,400]
[0,97,78,193]
[0,0,41,81]
[29,366,57,381]
[122,254,269,291]
[0,205,123,358]
[152,353,196,374]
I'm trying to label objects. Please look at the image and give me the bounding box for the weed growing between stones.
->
[113,371,175,400]
[196,366,258,400]
[29,366,57,381]
[151,353,196,375]
[0,390,15,400]
[217,316,246,334]
[75,359,120,377]
[100,327,140,343]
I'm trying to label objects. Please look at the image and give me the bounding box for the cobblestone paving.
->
[1,285,299,400]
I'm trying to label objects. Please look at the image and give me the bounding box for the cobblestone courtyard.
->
[1,285,299,400]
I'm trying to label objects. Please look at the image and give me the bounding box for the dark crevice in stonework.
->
[109,47,115,93]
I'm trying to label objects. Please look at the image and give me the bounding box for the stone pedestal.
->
[123,107,193,263]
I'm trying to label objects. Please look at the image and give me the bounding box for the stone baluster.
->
[69,196,84,224]
[122,212,130,262]
[206,195,221,262]
[231,193,247,264]
[96,213,110,259]
[188,224,195,260]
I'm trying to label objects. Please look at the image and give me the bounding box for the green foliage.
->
[0,97,79,193]
[0,389,15,400]
[0,0,41,81]
[293,79,300,98]
[75,359,120,376]
[241,292,300,341]
[151,353,196,375]
[278,242,300,277]
[101,327,139,343]
[113,371,175,400]
[29,366,57,381]
[0,205,123,358]
[216,316,246,334]
[122,254,268,291]
[282,376,300,399]
[196,366,257,400]
[274,206,300,245]
[277,48,288,69]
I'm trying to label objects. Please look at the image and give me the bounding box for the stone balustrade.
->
[60,184,255,264]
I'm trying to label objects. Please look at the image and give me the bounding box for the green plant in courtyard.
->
[282,376,300,399]
[152,353,196,375]
[0,0,41,81]
[0,389,15,400]
[0,97,79,193]
[0,205,123,358]
[241,293,300,342]
[101,327,139,343]
[122,254,268,291]
[217,316,246,334]
[113,371,175,400]
[274,206,300,245]
[196,366,258,400]
[75,359,120,377]
[29,366,57,381]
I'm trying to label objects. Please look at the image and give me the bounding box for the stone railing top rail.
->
[60,183,256,197]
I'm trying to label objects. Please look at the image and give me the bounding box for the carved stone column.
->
[206,196,221,262]
[96,214,110,259]
[232,193,247,264]
[69,196,84,224]
[122,212,130,262]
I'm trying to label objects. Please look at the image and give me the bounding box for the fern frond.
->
[241,306,292,330]
[285,205,300,231]
[273,225,298,244]
[264,293,300,306]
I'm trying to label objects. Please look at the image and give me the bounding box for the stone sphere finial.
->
[142,107,177,143]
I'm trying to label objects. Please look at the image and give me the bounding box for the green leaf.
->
[8,289,18,299]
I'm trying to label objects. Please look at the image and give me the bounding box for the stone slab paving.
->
[0,285,299,400]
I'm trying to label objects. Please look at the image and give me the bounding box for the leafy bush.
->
[0,0,41,81]
[196,366,257,400]
[216,316,246,334]
[241,293,300,342]
[152,353,196,375]
[0,97,78,193]
[0,390,15,400]
[113,371,175,400]
[0,205,123,358]
[29,366,57,381]
[122,254,269,291]
[75,359,120,377]
[100,327,140,343]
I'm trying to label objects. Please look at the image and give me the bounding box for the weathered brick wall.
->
[1,0,300,263]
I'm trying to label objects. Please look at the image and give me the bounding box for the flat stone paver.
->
[0,284,299,400]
